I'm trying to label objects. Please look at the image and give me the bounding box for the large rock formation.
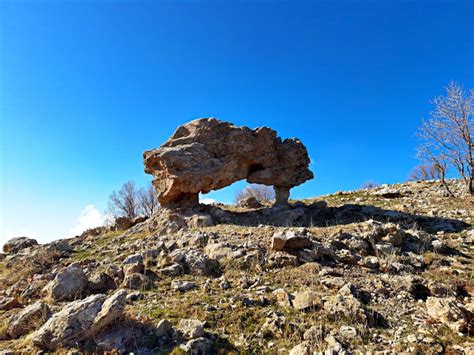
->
[143,118,313,208]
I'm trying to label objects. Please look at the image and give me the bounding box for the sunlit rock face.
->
[143,118,313,208]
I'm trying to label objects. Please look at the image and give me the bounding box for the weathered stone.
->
[159,263,185,277]
[3,237,37,254]
[7,302,50,339]
[172,280,196,292]
[114,217,133,230]
[324,293,368,324]
[87,272,116,293]
[48,266,87,301]
[30,290,126,350]
[426,297,473,333]
[292,291,321,310]
[122,273,151,290]
[123,254,143,265]
[46,240,73,255]
[289,342,312,355]
[204,243,234,261]
[273,288,292,307]
[271,231,313,251]
[238,196,262,208]
[178,319,205,339]
[143,118,313,208]
[180,337,214,354]
[303,325,325,341]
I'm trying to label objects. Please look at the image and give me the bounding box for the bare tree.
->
[416,81,473,195]
[107,181,140,220]
[408,163,445,181]
[138,183,159,217]
[235,184,275,204]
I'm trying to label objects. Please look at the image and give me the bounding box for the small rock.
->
[178,319,205,339]
[273,288,292,307]
[180,337,214,354]
[122,273,151,290]
[289,342,311,355]
[292,291,320,311]
[172,280,197,292]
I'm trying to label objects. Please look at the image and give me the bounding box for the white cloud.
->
[68,205,104,237]
[200,197,217,205]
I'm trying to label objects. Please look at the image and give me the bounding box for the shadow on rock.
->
[207,202,470,234]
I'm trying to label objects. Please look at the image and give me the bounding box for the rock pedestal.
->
[143,118,313,209]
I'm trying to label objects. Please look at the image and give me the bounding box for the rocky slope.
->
[0,179,472,354]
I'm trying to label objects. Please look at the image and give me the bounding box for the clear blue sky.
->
[1,0,473,245]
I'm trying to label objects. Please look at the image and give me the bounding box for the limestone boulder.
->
[143,118,313,208]
[47,265,87,301]
[271,231,313,251]
[7,302,50,339]
[30,290,127,350]
[3,237,37,254]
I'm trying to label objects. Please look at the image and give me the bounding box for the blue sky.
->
[1,0,473,246]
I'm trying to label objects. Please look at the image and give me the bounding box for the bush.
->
[235,184,275,204]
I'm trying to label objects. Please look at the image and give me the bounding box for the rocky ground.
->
[0,179,472,354]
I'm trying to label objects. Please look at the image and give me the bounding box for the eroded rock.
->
[7,302,50,339]
[3,237,37,254]
[143,118,313,208]
[47,265,87,301]
[30,290,127,350]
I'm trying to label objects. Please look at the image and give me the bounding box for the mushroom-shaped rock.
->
[143,118,313,209]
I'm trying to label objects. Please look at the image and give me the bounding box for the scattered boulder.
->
[204,243,234,261]
[289,342,312,355]
[180,337,214,354]
[273,288,292,307]
[123,254,143,265]
[172,280,197,292]
[271,231,313,251]
[292,291,321,311]
[143,118,313,208]
[425,297,473,334]
[178,319,205,339]
[3,237,37,254]
[238,197,262,209]
[46,240,73,255]
[30,290,127,350]
[323,293,368,325]
[47,266,87,301]
[122,273,151,290]
[114,217,134,230]
[87,272,116,293]
[7,302,50,339]
[372,187,402,198]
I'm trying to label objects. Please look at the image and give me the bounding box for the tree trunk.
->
[468,176,474,195]
[440,175,454,197]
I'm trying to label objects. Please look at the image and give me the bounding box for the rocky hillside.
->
[0,179,472,354]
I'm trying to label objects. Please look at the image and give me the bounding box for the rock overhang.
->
[143,118,314,208]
